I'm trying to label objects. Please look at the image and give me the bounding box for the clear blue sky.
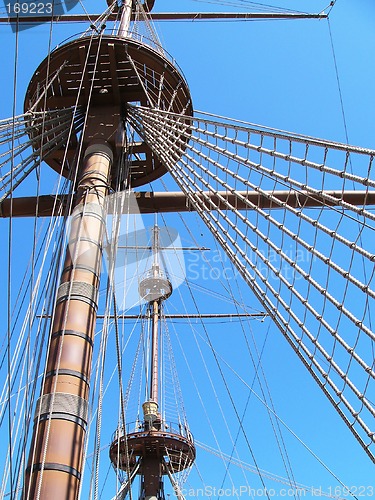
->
[0,1,374,498]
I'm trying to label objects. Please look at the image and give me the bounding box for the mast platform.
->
[110,424,196,473]
[24,35,192,187]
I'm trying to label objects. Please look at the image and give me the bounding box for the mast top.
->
[107,0,155,13]
[109,223,195,483]
[139,225,173,302]
[23,32,192,188]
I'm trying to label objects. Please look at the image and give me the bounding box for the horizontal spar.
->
[1,190,374,218]
[37,313,267,319]
[0,12,328,24]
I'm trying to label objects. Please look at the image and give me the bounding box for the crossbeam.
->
[0,12,328,24]
[37,313,267,320]
[1,190,374,218]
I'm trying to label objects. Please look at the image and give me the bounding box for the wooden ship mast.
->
[109,224,195,500]
[23,1,194,498]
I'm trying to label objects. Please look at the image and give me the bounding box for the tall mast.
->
[22,0,193,497]
[110,224,195,500]
[141,224,172,412]
[149,226,161,404]
[25,143,113,499]
[118,0,132,37]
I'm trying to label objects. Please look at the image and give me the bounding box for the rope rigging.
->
[190,0,306,14]
[1,80,374,500]
[127,103,375,463]
[0,110,85,203]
